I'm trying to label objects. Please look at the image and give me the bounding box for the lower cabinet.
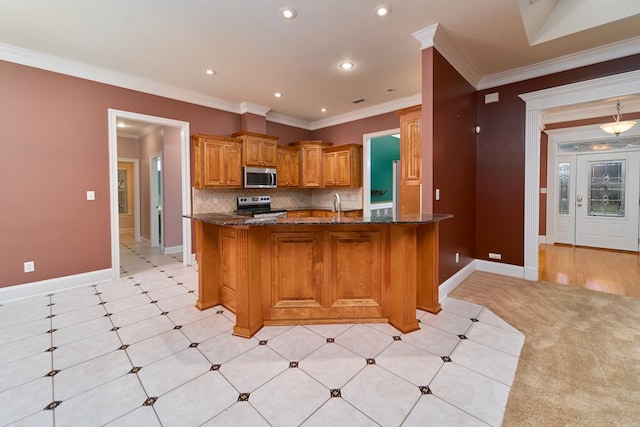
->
[266,227,386,322]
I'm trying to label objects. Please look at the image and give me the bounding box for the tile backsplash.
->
[193,188,363,214]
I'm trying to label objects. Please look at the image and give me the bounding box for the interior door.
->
[575,152,640,251]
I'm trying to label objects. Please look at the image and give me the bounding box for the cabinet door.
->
[322,152,337,186]
[399,109,421,184]
[301,146,323,187]
[224,143,243,186]
[244,138,263,166]
[203,141,225,186]
[334,150,351,186]
[261,140,277,167]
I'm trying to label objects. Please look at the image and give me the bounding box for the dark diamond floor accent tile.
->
[259,340,268,345]
[210,364,221,371]
[47,293,55,297]
[141,291,149,294]
[44,401,62,410]
[134,283,141,286]
[45,347,57,352]
[94,292,102,296]
[419,386,432,395]
[417,318,421,323]
[111,327,120,331]
[366,358,376,365]
[161,312,169,315]
[104,313,113,317]
[471,318,479,322]
[393,336,402,341]
[45,370,60,377]
[189,342,199,348]
[46,314,56,319]
[238,393,250,402]
[98,302,106,305]
[289,361,299,368]
[458,334,468,339]
[441,356,452,362]
[173,325,182,330]
[46,329,57,334]
[47,303,55,307]
[143,397,157,406]
[150,301,158,304]
[326,338,335,343]
[177,282,183,285]
[216,310,224,314]
[119,345,129,350]
[167,276,173,278]
[330,389,342,398]
[129,367,142,374]
[188,290,195,293]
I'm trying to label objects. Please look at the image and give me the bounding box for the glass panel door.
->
[587,161,625,218]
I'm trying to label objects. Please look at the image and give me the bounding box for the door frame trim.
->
[520,69,640,281]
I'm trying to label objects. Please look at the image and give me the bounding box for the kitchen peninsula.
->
[189,212,451,338]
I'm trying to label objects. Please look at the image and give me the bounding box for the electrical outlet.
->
[213,196,219,204]
[86,191,95,201]
[350,195,356,201]
[196,196,202,205]
[24,261,35,273]
[435,189,440,201]
[488,252,502,260]
[455,252,459,263]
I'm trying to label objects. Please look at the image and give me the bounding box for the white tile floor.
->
[0,236,525,426]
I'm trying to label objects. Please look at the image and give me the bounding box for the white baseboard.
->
[189,253,197,264]
[475,259,525,278]
[163,245,183,255]
[0,269,113,303]
[538,235,547,244]
[439,261,477,301]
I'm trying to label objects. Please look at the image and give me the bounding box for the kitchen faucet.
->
[332,193,341,220]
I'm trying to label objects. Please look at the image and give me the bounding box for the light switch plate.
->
[87,191,95,201]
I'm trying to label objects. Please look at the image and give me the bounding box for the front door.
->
[575,152,640,251]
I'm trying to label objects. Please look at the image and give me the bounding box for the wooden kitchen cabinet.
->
[396,105,422,214]
[290,140,333,188]
[276,146,300,187]
[322,144,362,188]
[192,133,243,188]
[232,131,278,167]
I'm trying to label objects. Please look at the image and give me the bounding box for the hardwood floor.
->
[538,243,640,298]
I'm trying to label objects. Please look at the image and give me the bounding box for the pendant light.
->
[600,100,636,136]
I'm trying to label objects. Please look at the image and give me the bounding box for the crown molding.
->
[266,112,313,130]
[239,101,271,116]
[308,94,422,131]
[412,23,482,89]
[478,35,640,90]
[0,42,241,115]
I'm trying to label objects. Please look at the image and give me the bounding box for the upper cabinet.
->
[396,105,422,214]
[396,105,422,185]
[232,131,278,167]
[289,140,333,188]
[276,146,300,187]
[192,133,243,188]
[322,144,362,188]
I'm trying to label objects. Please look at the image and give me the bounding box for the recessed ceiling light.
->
[339,61,355,71]
[274,92,282,98]
[374,5,392,17]
[321,108,327,112]
[279,7,297,19]
[205,69,216,75]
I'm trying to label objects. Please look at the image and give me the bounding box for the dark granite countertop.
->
[185,212,453,226]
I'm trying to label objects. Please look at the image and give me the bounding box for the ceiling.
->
[2,0,640,133]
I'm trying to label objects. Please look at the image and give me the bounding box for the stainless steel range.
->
[236,196,288,218]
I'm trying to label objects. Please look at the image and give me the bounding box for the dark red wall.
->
[430,50,477,282]
[476,53,640,266]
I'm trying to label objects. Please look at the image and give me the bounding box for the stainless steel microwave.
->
[243,167,277,188]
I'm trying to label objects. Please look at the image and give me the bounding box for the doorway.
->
[117,159,140,240]
[363,128,400,217]
[108,109,192,280]
[150,153,163,248]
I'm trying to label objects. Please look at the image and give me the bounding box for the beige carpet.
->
[450,271,640,426]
